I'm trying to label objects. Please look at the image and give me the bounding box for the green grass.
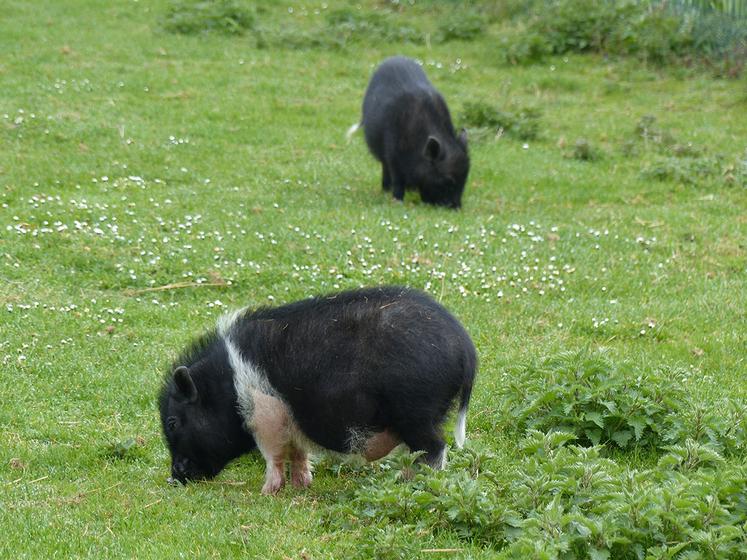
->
[1,1,746,558]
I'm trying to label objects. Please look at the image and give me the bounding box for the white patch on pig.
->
[218,310,276,415]
[345,426,373,454]
[436,446,447,470]
[345,122,360,142]
[454,407,467,449]
[224,336,275,426]
[216,306,248,337]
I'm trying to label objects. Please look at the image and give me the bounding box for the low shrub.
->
[499,351,747,452]
[609,4,696,64]
[568,138,602,161]
[460,101,541,141]
[161,0,254,36]
[665,398,747,455]
[435,11,486,43]
[629,115,746,187]
[642,154,723,184]
[344,525,422,560]
[325,8,423,46]
[634,114,676,148]
[500,27,553,65]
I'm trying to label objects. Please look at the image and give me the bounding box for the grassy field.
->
[1,1,746,558]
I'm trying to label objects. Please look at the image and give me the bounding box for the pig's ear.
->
[458,128,468,147]
[173,366,198,403]
[424,136,441,160]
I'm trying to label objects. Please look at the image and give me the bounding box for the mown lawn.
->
[1,1,746,558]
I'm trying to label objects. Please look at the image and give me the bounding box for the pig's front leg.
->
[383,146,405,201]
[289,445,313,489]
[382,163,392,191]
[249,391,290,495]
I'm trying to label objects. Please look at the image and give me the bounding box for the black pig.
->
[159,286,476,494]
[350,56,469,208]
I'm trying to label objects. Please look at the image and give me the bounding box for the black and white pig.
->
[159,286,476,494]
[349,56,469,209]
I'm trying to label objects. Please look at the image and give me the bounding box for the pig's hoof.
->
[291,469,313,489]
[261,479,284,495]
[261,471,285,495]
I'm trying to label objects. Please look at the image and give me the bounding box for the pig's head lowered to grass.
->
[159,343,256,484]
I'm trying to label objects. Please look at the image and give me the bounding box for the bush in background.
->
[325,8,423,47]
[435,10,486,43]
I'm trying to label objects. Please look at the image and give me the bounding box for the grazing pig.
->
[159,286,477,494]
[350,56,469,209]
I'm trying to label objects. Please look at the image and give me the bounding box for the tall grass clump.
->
[500,0,747,75]
[460,100,542,141]
[629,115,747,186]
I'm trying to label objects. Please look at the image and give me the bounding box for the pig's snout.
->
[170,457,195,484]
[169,456,217,484]
[437,198,461,210]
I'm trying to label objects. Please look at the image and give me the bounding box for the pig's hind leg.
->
[383,153,405,201]
[400,425,447,469]
[381,164,392,191]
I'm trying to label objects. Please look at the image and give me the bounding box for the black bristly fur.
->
[360,56,470,209]
[159,286,477,483]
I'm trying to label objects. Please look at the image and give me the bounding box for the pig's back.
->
[364,56,431,102]
[251,287,475,451]
[362,57,452,158]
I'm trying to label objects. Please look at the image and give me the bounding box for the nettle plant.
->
[507,432,747,559]
[497,351,747,456]
[666,398,747,456]
[325,433,747,559]
[498,352,685,449]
